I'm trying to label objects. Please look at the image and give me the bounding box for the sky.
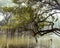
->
[0,0,15,7]
[0,13,4,21]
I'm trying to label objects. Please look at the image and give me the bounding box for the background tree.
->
[0,0,60,42]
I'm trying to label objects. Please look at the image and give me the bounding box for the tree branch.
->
[38,12,60,23]
[34,28,60,36]
[54,31,60,37]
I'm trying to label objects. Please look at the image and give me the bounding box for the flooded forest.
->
[0,0,60,48]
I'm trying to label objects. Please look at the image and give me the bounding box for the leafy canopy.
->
[1,0,58,36]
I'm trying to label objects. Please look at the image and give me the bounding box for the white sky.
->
[0,0,15,7]
[0,13,4,21]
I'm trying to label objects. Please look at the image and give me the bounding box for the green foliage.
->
[12,7,34,26]
[12,0,34,4]
[2,6,34,31]
[12,0,21,4]
[3,7,14,12]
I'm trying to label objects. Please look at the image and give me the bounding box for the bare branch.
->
[38,12,60,22]
[34,28,60,36]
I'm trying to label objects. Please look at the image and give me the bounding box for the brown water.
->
[0,33,60,48]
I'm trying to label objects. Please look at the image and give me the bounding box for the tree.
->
[1,0,60,42]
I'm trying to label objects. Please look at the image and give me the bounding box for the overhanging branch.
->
[34,28,60,36]
[38,12,60,23]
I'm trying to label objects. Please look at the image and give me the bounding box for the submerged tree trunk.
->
[6,28,16,38]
